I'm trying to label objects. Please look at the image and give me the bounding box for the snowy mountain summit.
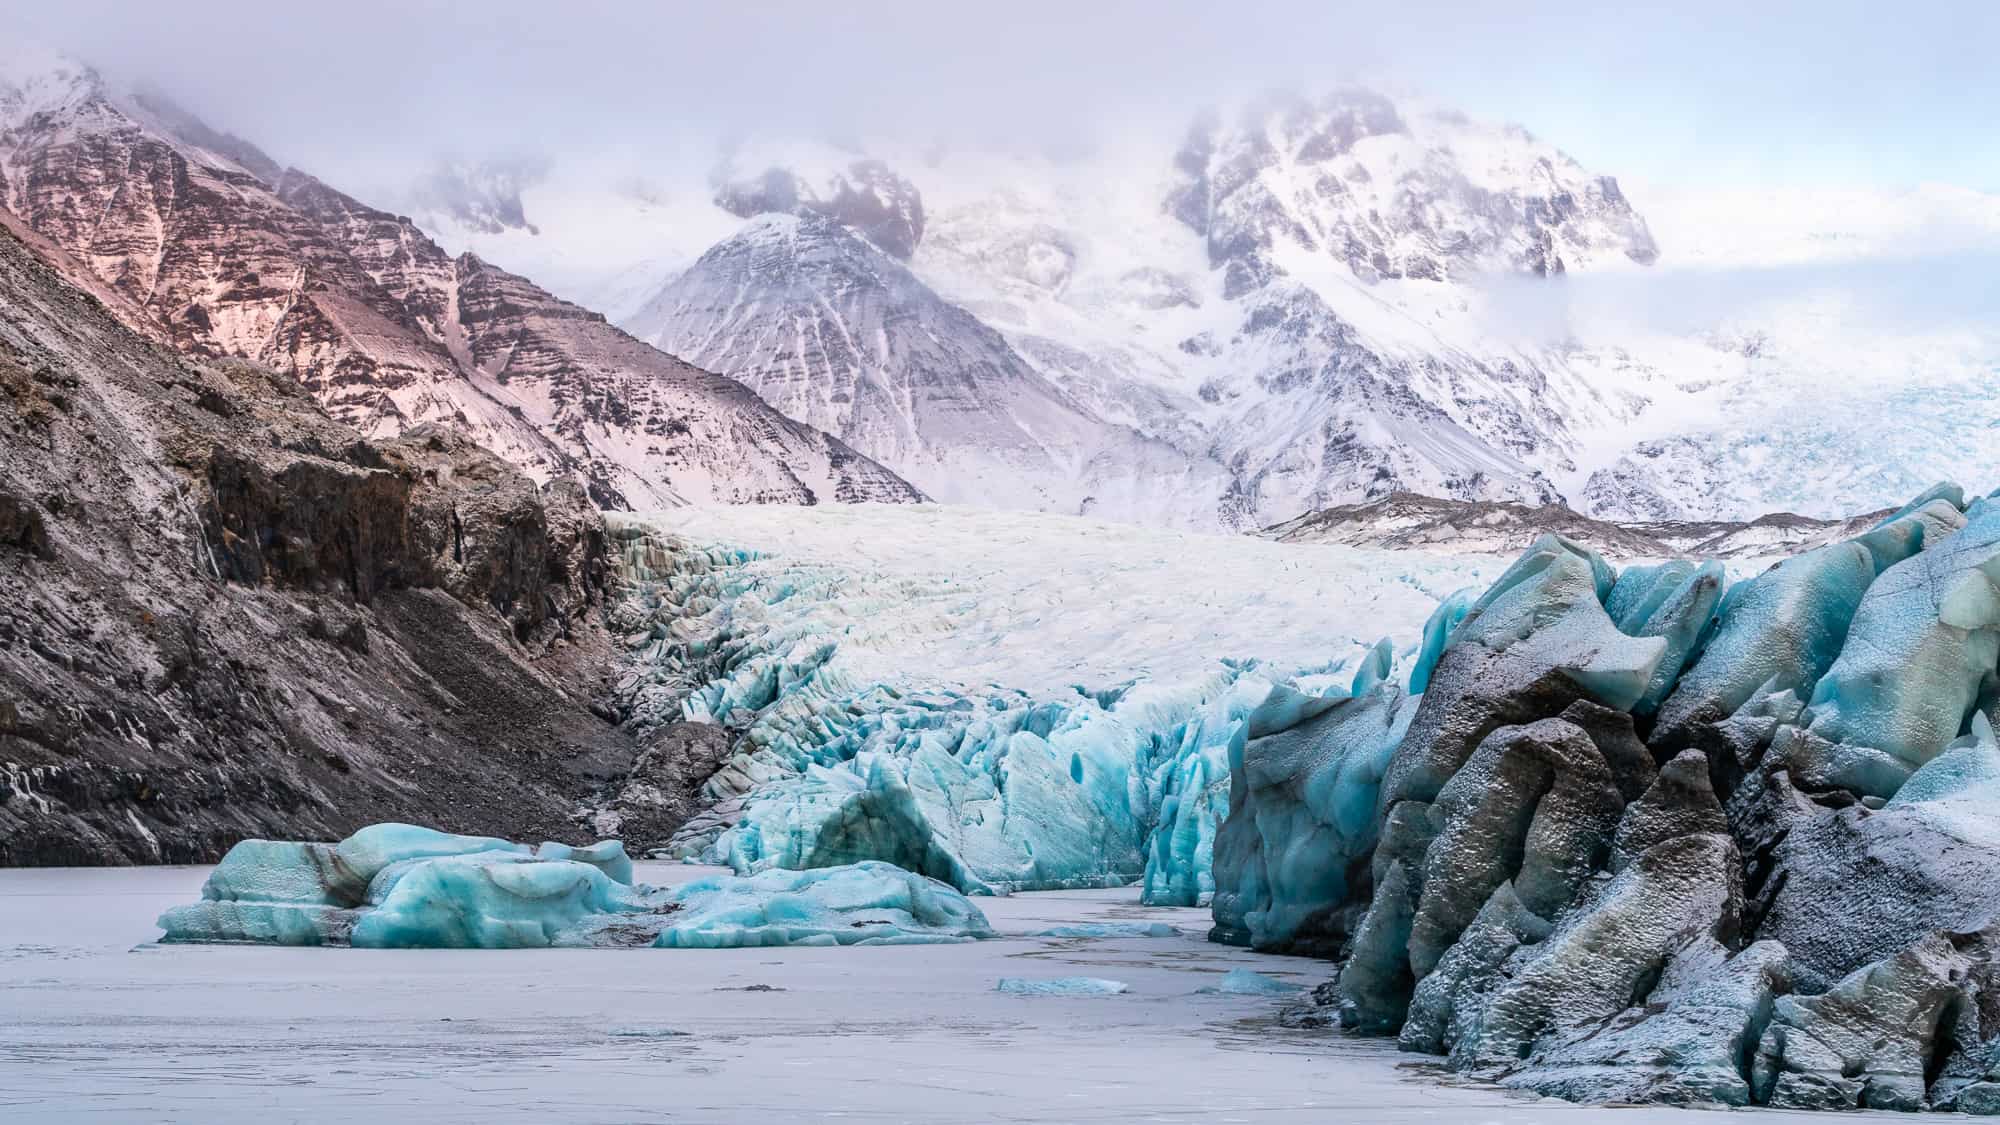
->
[431,85,2000,530]
[1167,89,1658,295]
[615,90,1683,528]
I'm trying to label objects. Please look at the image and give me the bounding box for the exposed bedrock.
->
[0,222,638,865]
[1217,485,2000,1113]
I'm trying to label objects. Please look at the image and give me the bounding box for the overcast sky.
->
[7,0,1997,195]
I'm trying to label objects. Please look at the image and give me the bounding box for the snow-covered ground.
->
[0,864,1922,1123]
[640,503,1509,693]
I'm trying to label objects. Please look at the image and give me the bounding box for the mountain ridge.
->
[0,52,922,512]
[408,91,2000,529]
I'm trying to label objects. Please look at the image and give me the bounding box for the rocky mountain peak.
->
[0,44,99,133]
[714,155,926,259]
[412,157,548,236]
[0,57,923,514]
[1167,85,1658,291]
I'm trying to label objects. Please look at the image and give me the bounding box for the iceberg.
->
[1651,517,1932,748]
[1208,678,1414,954]
[1407,588,1476,696]
[1610,560,1726,717]
[159,824,993,949]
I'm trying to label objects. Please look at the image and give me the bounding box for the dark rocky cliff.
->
[0,218,640,864]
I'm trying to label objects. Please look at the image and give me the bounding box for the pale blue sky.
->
[6,0,1995,193]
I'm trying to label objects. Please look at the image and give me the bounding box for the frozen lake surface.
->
[2,864,1909,1123]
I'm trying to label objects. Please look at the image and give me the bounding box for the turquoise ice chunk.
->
[1653,518,1931,743]
[1408,587,1475,696]
[1030,922,1178,938]
[159,827,994,949]
[1809,505,2000,767]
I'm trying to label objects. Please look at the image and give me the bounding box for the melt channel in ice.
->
[158,823,994,949]
[605,505,1506,903]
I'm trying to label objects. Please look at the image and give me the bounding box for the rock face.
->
[0,213,649,864]
[0,53,919,512]
[1265,490,1888,560]
[1216,484,2000,1114]
[715,158,927,260]
[592,721,734,853]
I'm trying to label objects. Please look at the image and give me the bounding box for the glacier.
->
[592,496,2000,1115]
[158,823,994,949]
[606,505,1502,904]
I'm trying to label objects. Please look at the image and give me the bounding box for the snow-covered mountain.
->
[617,99,1663,527]
[628,210,1237,523]
[0,48,920,510]
[412,90,2000,529]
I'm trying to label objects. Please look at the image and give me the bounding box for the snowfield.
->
[636,503,1510,693]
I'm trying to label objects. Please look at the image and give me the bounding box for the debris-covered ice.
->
[1222,481,2000,1115]
[596,493,2000,1115]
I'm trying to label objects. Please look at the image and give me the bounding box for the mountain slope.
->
[0,209,638,863]
[603,93,1665,527]
[415,90,2000,528]
[629,211,1234,524]
[0,52,920,510]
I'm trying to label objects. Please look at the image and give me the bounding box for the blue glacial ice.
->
[1651,511,1939,745]
[996,977,1131,995]
[1209,671,1415,953]
[1807,502,2000,767]
[1194,481,2000,1115]
[158,824,993,949]
[606,521,1454,904]
[1606,560,1726,717]
[1408,588,1477,696]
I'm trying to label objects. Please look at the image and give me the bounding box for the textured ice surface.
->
[1808,501,2000,766]
[1227,483,2000,1115]
[1652,514,1933,745]
[1609,560,1726,716]
[159,825,993,949]
[1209,677,1415,954]
[996,976,1131,996]
[609,505,1503,898]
